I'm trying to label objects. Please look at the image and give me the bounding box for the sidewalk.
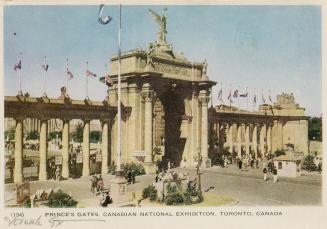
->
[175,165,321,187]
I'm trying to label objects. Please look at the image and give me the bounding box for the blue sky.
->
[4,5,322,116]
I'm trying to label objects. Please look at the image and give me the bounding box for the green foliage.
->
[274,149,286,157]
[5,128,15,141]
[90,131,101,143]
[142,185,157,202]
[47,191,78,208]
[308,117,322,141]
[302,154,317,172]
[165,184,184,205]
[48,131,62,141]
[123,162,145,176]
[26,131,39,140]
[72,122,83,143]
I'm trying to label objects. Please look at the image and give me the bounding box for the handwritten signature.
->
[48,217,106,228]
[4,216,42,226]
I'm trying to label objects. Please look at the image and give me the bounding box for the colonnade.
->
[22,118,59,134]
[12,117,112,183]
[213,122,273,159]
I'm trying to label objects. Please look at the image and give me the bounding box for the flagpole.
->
[66,58,69,95]
[116,3,122,173]
[43,56,47,96]
[246,86,249,111]
[86,61,89,99]
[18,52,22,96]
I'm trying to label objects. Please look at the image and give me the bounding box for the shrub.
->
[47,191,78,208]
[123,162,145,176]
[302,155,317,172]
[142,185,157,202]
[274,150,285,157]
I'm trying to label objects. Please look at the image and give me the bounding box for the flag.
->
[98,4,113,25]
[227,90,231,100]
[227,91,233,103]
[239,92,248,97]
[14,60,21,71]
[217,88,223,100]
[42,64,49,71]
[269,95,272,103]
[262,95,266,103]
[105,75,113,85]
[233,89,238,98]
[253,95,257,104]
[86,70,97,78]
[67,68,74,80]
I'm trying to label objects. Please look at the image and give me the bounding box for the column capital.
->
[141,91,155,102]
[198,94,210,105]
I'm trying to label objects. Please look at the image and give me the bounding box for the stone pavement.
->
[5,166,322,207]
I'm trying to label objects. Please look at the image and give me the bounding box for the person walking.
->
[55,166,61,181]
[273,166,278,183]
[263,167,268,181]
[90,175,98,193]
[97,175,104,192]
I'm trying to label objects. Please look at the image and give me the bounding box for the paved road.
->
[5,167,321,207]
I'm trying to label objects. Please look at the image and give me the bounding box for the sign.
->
[134,150,147,157]
[16,181,30,204]
[96,154,102,162]
[76,154,83,163]
[55,156,62,165]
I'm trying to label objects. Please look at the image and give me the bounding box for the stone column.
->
[14,118,24,183]
[245,124,250,155]
[267,125,272,155]
[82,120,90,176]
[39,119,48,181]
[61,119,70,178]
[199,90,210,167]
[237,124,242,158]
[101,120,109,174]
[227,124,233,153]
[253,125,258,158]
[142,84,154,163]
[260,124,267,157]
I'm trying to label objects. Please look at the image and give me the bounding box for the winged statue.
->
[148,8,167,44]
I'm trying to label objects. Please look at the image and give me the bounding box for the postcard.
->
[1,1,326,229]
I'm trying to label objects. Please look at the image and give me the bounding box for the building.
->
[209,93,309,159]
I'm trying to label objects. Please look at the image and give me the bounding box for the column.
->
[82,120,90,176]
[199,90,209,165]
[228,124,233,153]
[142,84,154,163]
[101,120,109,174]
[253,125,258,158]
[191,87,199,165]
[260,124,267,157]
[267,125,272,155]
[237,124,242,158]
[14,118,24,183]
[245,125,250,155]
[38,119,48,180]
[61,119,70,178]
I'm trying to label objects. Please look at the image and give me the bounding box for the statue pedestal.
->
[110,172,130,206]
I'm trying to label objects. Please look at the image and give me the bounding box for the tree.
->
[274,149,285,157]
[302,154,317,172]
[308,117,322,141]
[72,122,83,143]
[26,130,39,140]
[90,131,101,143]
[5,128,15,141]
[48,131,62,141]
